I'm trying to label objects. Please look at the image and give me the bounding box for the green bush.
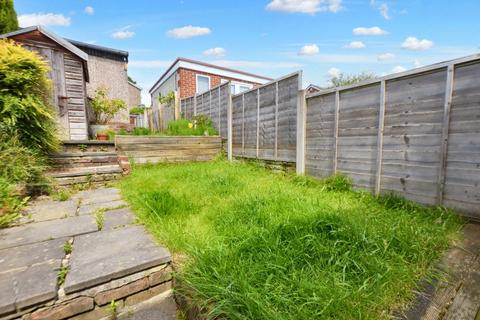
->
[90,86,126,124]
[0,177,27,228]
[0,39,59,153]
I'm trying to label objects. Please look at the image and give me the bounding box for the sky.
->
[13,0,480,105]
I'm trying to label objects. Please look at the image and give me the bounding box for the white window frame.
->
[196,74,211,94]
[230,82,253,94]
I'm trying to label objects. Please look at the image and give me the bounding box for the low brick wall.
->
[115,136,222,164]
[13,264,172,320]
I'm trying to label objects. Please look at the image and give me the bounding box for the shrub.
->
[0,39,59,153]
[129,106,145,115]
[90,86,126,124]
[0,177,27,228]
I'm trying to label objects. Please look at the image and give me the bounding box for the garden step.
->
[49,152,121,169]
[49,165,123,178]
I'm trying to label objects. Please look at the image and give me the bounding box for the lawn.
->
[119,160,462,319]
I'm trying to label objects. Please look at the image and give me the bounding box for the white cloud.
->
[129,60,173,68]
[203,47,226,58]
[265,0,342,14]
[413,59,422,67]
[391,65,407,73]
[18,13,71,27]
[327,67,341,78]
[167,25,211,39]
[377,52,395,61]
[379,3,389,19]
[84,6,94,15]
[111,30,135,39]
[344,41,365,49]
[401,37,434,50]
[298,44,320,56]
[352,26,388,36]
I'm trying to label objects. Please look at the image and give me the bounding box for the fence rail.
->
[174,53,480,219]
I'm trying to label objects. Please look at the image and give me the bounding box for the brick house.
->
[149,57,272,114]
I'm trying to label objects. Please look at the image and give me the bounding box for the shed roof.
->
[0,26,90,81]
[67,39,129,62]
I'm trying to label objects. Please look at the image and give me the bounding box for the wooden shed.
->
[0,26,89,140]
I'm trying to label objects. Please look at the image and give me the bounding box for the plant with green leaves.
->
[129,106,145,115]
[0,0,18,34]
[90,86,127,124]
[158,91,175,107]
[0,39,59,153]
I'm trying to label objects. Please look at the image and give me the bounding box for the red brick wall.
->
[177,68,263,99]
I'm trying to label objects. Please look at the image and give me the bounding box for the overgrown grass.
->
[119,161,462,319]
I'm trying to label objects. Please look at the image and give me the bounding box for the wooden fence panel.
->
[443,61,480,217]
[336,84,380,191]
[381,68,447,205]
[232,95,243,155]
[243,90,258,157]
[275,74,299,161]
[305,92,336,179]
[258,83,276,159]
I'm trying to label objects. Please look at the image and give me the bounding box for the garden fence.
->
[177,54,480,219]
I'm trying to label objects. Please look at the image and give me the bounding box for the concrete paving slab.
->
[103,208,136,230]
[77,199,128,216]
[25,199,78,222]
[14,260,60,310]
[0,238,66,272]
[79,192,123,206]
[72,188,120,201]
[0,215,97,250]
[65,226,171,294]
[0,274,16,315]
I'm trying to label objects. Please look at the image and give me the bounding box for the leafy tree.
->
[0,0,19,34]
[329,72,376,88]
[90,86,127,124]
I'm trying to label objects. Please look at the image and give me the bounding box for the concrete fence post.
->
[296,90,306,175]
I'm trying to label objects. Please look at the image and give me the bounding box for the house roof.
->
[0,26,90,81]
[67,39,129,62]
[149,57,274,94]
[128,80,142,91]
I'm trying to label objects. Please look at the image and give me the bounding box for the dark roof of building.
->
[149,57,273,94]
[67,39,129,63]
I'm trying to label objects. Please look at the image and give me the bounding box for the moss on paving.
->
[119,160,462,320]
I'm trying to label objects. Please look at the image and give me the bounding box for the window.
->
[230,83,253,95]
[196,75,210,94]
[239,85,250,93]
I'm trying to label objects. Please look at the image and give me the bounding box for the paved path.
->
[0,187,176,320]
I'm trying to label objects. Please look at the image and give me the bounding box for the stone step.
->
[50,152,120,169]
[48,165,123,186]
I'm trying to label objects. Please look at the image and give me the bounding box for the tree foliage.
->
[0,39,59,153]
[158,90,176,107]
[329,72,376,88]
[0,0,19,34]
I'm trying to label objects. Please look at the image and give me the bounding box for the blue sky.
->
[14,0,480,104]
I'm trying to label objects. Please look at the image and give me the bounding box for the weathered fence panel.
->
[232,72,301,162]
[115,136,222,163]
[305,54,480,219]
[180,82,231,138]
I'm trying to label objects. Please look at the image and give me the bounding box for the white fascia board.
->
[180,61,270,84]
[150,60,270,94]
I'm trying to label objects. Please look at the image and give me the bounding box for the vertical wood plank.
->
[218,86,221,135]
[274,81,279,160]
[333,90,340,173]
[193,95,197,116]
[227,89,233,161]
[375,80,387,195]
[242,94,245,155]
[437,65,455,205]
[296,90,306,174]
[256,88,260,158]
[209,91,212,119]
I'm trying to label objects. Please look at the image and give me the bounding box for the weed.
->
[64,241,72,255]
[52,189,71,201]
[78,144,88,152]
[109,300,119,320]
[321,174,352,192]
[95,209,105,230]
[57,265,69,286]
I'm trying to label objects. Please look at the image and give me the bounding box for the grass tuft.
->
[118,161,462,319]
